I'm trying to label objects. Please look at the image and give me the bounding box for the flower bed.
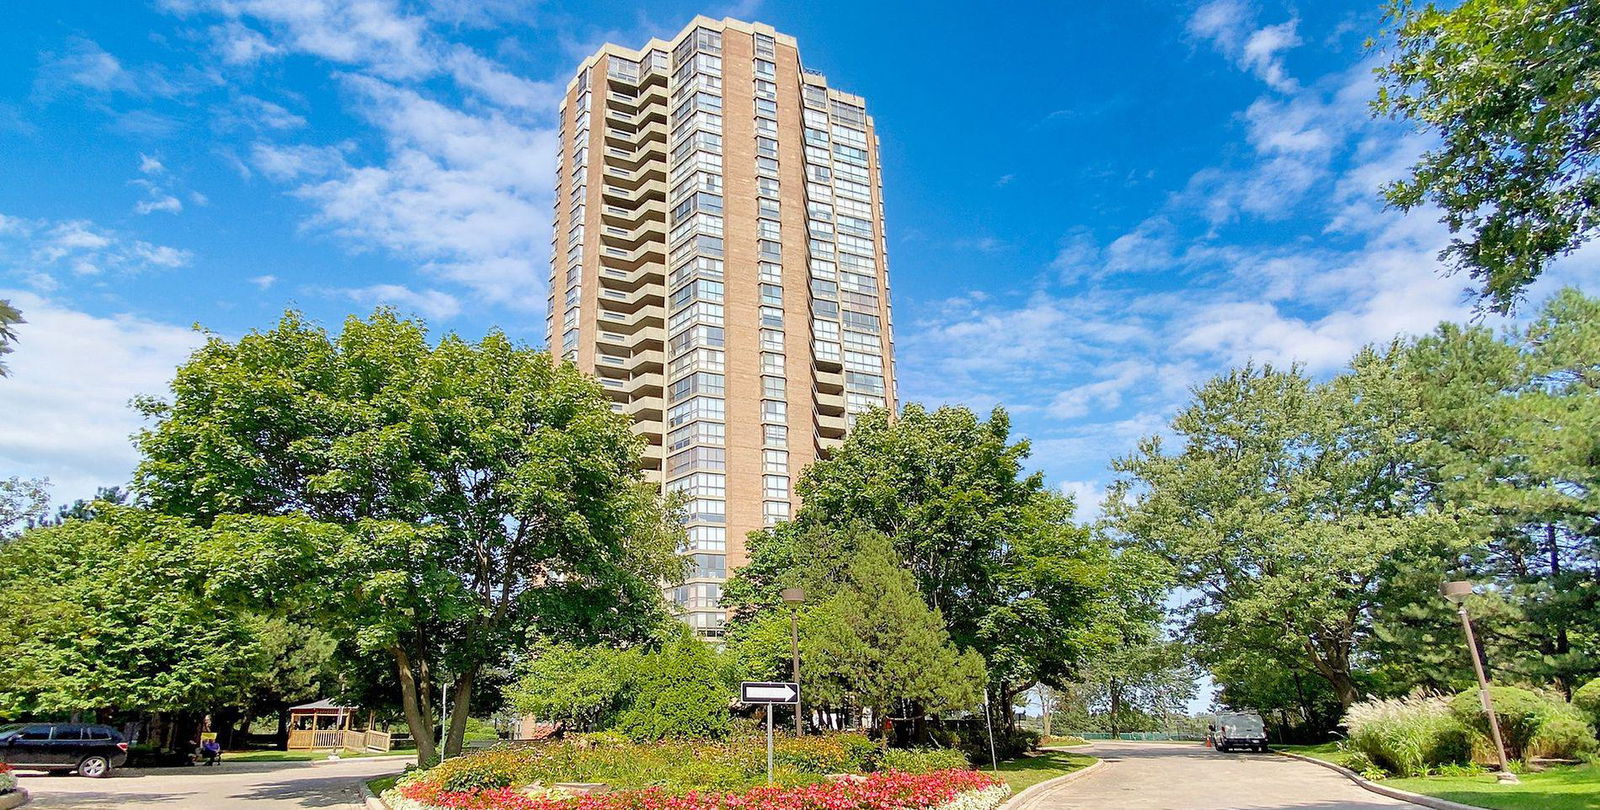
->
[386,769,1008,810]
[0,762,15,794]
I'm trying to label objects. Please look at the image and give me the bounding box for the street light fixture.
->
[782,587,806,736]
[1441,580,1519,784]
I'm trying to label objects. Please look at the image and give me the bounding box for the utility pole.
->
[1441,581,1519,784]
[439,674,452,761]
[782,587,806,736]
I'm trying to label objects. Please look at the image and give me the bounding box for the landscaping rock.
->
[554,782,612,796]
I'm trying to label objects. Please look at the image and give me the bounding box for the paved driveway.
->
[16,756,407,809]
[1028,741,1412,810]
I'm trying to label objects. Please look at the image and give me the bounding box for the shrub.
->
[957,727,1038,764]
[430,748,531,792]
[880,748,970,774]
[613,630,732,742]
[1040,735,1088,747]
[773,733,882,773]
[1343,694,1468,777]
[1448,686,1557,761]
[1529,703,1597,759]
[0,762,15,794]
[1574,677,1600,725]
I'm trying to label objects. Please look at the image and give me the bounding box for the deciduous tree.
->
[134,311,683,762]
[1374,0,1600,312]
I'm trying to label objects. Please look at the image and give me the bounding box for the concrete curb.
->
[1002,759,1106,810]
[358,779,388,810]
[1277,752,1486,810]
[0,788,31,810]
[313,754,418,765]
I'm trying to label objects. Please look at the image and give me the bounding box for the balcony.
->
[817,413,847,438]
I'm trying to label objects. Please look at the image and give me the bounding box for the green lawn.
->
[992,750,1098,794]
[368,774,403,796]
[1276,742,1359,768]
[1279,744,1600,810]
[223,748,390,762]
[1387,765,1600,810]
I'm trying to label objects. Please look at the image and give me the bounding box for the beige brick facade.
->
[549,17,897,636]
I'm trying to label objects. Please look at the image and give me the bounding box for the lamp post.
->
[782,587,806,736]
[1441,581,1519,784]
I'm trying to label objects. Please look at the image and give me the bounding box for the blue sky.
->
[1,0,1593,514]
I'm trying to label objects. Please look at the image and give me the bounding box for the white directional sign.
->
[741,681,799,704]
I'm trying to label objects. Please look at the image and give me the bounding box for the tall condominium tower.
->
[549,17,897,636]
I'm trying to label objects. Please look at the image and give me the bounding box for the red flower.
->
[402,770,1001,810]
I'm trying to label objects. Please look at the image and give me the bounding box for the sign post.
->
[741,681,799,784]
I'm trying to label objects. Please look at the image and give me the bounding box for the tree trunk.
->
[1108,680,1122,739]
[275,709,290,751]
[444,667,478,759]
[391,645,436,765]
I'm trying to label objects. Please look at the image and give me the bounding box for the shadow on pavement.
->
[227,773,366,807]
[22,791,193,809]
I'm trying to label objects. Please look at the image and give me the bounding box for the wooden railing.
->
[286,728,392,752]
[361,730,392,752]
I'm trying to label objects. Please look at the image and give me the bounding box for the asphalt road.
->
[1029,741,1414,810]
[15,756,407,809]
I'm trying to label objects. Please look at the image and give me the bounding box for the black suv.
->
[0,723,129,777]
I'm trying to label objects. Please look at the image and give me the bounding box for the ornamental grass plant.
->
[1342,694,1470,777]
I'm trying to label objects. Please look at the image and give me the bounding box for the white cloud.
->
[0,214,193,288]
[34,36,215,100]
[0,291,204,505]
[1187,0,1302,92]
[249,75,556,307]
[1060,480,1107,523]
[329,283,462,321]
[165,0,560,310]
[1048,360,1152,419]
[134,193,183,215]
[249,274,277,289]
[138,153,166,174]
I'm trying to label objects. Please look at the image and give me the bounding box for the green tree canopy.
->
[1375,0,1600,312]
[1108,353,1466,713]
[1395,288,1600,693]
[506,641,636,732]
[726,404,1114,730]
[0,509,266,718]
[800,535,987,722]
[613,628,732,741]
[0,298,21,377]
[133,310,684,762]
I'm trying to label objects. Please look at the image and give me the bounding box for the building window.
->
[763,449,788,474]
[689,553,727,579]
[761,399,787,423]
[683,526,726,553]
[667,471,727,497]
[682,499,726,524]
[761,375,786,398]
[763,500,790,525]
[760,329,785,351]
[668,446,726,476]
[760,352,785,374]
[759,306,784,328]
[668,419,725,451]
[763,475,790,499]
[764,424,788,448]
[758,261,782,283]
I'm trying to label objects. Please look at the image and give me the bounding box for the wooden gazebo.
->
[286,699,392,752]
